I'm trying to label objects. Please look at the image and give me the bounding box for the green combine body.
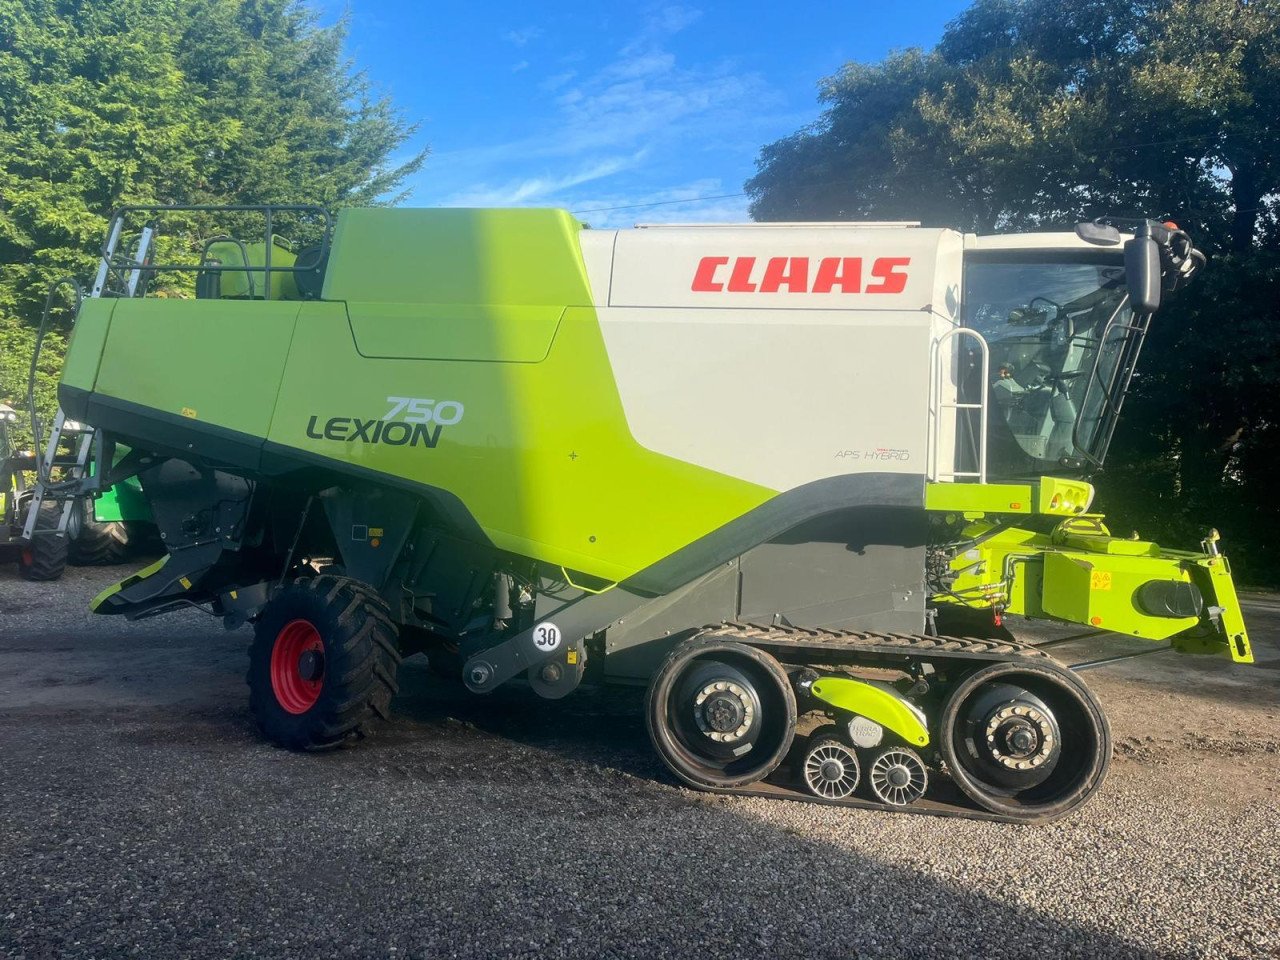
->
[49,204,1250,821]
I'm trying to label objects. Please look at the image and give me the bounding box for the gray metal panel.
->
[601,508,928,681]
[602,561,741,681]
[737,508,926,635]
[623,472,924,596]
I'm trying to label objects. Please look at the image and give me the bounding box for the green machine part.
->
[87,452,151,524]
[926,480,1252,664]
[809,675,931,748]
[61,209,774,583]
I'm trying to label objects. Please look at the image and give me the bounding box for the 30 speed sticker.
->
[532,621,562,652]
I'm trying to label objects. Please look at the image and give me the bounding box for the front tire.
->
[646,635,797,789]
[248,575,401,750]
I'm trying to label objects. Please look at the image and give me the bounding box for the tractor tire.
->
[68,501,134,566]
[16,502,68,582]
[248,575,401,750]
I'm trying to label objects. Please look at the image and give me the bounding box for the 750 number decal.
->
[383,396,465,426]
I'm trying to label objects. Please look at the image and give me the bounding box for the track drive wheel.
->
[646,635,797,789]
[939,660,1111,822]
[248,576,401,750]
[67,500,133,566]
[17,502,67,581]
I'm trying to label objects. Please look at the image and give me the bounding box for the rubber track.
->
[698,620,1053,667]
[690,621,1061,821]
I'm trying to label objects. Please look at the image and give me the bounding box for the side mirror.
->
[1124,235,1162,313]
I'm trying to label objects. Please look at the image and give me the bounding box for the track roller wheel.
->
[865,746,929,807]
[17,502,67,582]
[939,660,1110,822]
[248,576,401,750]
[801,726,861,800]
[646,635,796,789]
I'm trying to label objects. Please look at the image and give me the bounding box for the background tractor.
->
[0,401,66,580]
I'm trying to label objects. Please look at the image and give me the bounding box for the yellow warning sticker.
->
[1090,571,1113,591]
[180,407,198,419]
[179,576,192,590]
[369,527,385,537]
[566,649,579,665]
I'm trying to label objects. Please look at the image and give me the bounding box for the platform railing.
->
[928,327,989,485]
[98,204,333,301]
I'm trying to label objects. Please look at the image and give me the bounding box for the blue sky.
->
[326,2,971,226]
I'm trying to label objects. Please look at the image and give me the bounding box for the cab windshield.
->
[959,257,1137,478]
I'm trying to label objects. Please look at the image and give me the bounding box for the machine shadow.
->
[391,657,663,780]
[383,662,1167,960]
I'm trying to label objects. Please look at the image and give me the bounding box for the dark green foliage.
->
[0,0,426,436]
[1100,249,1280,583]
[749,0,1280,584]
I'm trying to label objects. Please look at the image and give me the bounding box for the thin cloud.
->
[540,70,577,92]
[416,6,783,218]
[621,4,703,55]
[446,154,646,207]
[504,26,543,46]
[567,179,752,229]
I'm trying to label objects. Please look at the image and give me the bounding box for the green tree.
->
[0,0,426,432]
[748,0,1280,582]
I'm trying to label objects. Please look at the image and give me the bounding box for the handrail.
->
[928,326,990,485]
[99,204,333,301]
[26,277,84,477]
[1071,297,1152,468]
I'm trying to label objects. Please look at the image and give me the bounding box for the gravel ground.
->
[1,563,1277,960]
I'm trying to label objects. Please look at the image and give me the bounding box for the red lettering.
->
[694,254,909,295]
[759,257,810,293]
[866,257,910,294]
[691,256,728,292]
[812,257,863,293]
[727,257,757,292]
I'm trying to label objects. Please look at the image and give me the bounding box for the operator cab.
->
[957,221,1202,480]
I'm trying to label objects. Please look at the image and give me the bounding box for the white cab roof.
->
[968,231,1124,253]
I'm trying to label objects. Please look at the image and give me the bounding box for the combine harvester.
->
[39,204,1251,821]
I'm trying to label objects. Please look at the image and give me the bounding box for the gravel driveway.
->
[1,564,1277,959]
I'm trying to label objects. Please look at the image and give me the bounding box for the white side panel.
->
[578,230,617,306]
[597,306,931,492]
[610,226,952,311]
[581,224,965,493]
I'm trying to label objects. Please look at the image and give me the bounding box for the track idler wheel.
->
[801,726,861,800]
[646,636,797,790]
[865,746,928,807]
[939,660,1110,822]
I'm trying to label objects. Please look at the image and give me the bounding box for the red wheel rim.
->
[270,619,324,714]
[20,547,33,567]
